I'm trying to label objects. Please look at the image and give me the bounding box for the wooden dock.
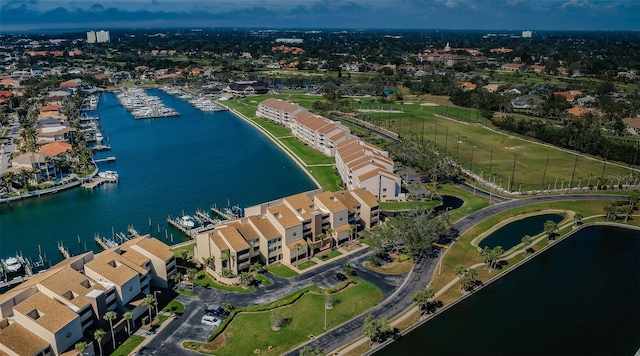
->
[94,156,116,162]
[58,242,71,259]
[82,176,118,189]
[167,215,218,238]
[211,204,240,221]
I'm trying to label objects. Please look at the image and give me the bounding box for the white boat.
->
[98,170,119,180]
[178,215,196,229]
[3,257,22,273]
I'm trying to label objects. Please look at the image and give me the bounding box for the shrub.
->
[397,254,411,263]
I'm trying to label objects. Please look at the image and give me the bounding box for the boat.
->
[2,256,23,273]
[177,215,196,229]
[98,170,119,181]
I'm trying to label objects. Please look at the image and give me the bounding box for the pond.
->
[478,213,564,250]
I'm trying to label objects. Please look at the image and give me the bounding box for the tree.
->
[250,261,264,274]
[186,268,199,291]
[123,311,133,337]
[142,294,157,325]
[94,329,106,356]
[103,310,118,350]
[171,273,182,289]
[221,301,233,313]
[412,288,435,315]
[239,271,254,287]
[574,213,584,226]
[1,171,15,194]
[295,243,302,267]
[203,256,215,270]
[299,345,324,356]
[543,220,558,240]
[362,314,392,346]
[521,235,534,256]
[270,310,284,331]
[75,341,90,355]
[453,264,466,278]
[481,246,504,272]
[342,263,356,277]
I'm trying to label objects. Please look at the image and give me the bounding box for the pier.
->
[167,214,219,238]
[92,145,112,151]
[58,242,71,259]
[94,156,116,163]
[211,204,242,220]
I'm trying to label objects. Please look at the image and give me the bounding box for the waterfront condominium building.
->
[335,137,401,201]
[0,236,175,356]
[195,189,379,270]
[256,98,401,201]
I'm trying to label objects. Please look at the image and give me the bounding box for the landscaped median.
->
[182,277,382,355]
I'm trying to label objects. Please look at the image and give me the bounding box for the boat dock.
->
[58,242,71,259]
[211,204,242,220]
[82,177,112,189]
[167,214,219,238]
[92,145,111,151]
[94,157,116,163]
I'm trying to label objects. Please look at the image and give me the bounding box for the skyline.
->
[1,0,639,33]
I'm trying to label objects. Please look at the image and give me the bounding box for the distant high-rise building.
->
[96,30,110,43]
[86,30,96,43]
[522,30,533,38]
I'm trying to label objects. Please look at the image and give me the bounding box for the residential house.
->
[224,81,268,95]
[501,63,524,72]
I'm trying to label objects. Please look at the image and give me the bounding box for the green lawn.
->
[206,278,382,356]
[195,272,255,293]
[171,242,195,257]
[319,250,343,261]
[111,335,145,356]
[266,264,299,278]
[437,183,491,223]
[176,288,199,297]
[255,274,272,286]
[379,200,441,211]
[308,165,343,192]
[162,300,185,314]
[296,260,317,270]
[279,137,335,164]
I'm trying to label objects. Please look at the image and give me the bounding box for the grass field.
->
[205,278,382,356]
[354,98,634,192]
[266,264,299,278]
[379,200,441,211]
[111,335,145,356]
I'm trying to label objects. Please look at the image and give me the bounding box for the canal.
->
[0,89,316,264]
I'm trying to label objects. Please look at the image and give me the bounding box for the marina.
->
[1,89,316,267]
[161,86,228,112]
[81,170,119,189]
[116,87,179,119]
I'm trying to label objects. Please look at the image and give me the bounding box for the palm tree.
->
[187,268,198,291]
[142,294,157,325]
[239,271,253,287]
[18,168,32,190]
[123,311,133,337]
[543,220,558,240]
[74,341,90,355]
[521,235,533,256]
[1,171,15,194]
[171,272,182,289]
[574,213,584,226]
[412,288,435,315]
[94,329,106,356]
[203,256,215,271]
[249,262,263,274]
[295,243,302,267]
[103,310,118,350]
[453,264,466,279]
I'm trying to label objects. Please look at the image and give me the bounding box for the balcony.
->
[238,253,250,261]
[238,261,251,270]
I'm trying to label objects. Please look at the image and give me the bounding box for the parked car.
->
[201,315,221,327]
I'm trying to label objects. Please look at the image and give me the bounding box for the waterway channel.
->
[377,225,640,355]
[0,89,316,264]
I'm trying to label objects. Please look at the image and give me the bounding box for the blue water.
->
[379,225,640,355]
[0,90,315,263]
[479,213,564,250]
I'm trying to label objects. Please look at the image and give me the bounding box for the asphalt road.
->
[143,193,627,356]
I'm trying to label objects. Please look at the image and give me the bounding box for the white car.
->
[201,315,220,327]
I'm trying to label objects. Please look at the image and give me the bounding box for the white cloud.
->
[444,0,457,8]
[561,0,591,9]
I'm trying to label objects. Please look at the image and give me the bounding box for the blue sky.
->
[1,0,638,32]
